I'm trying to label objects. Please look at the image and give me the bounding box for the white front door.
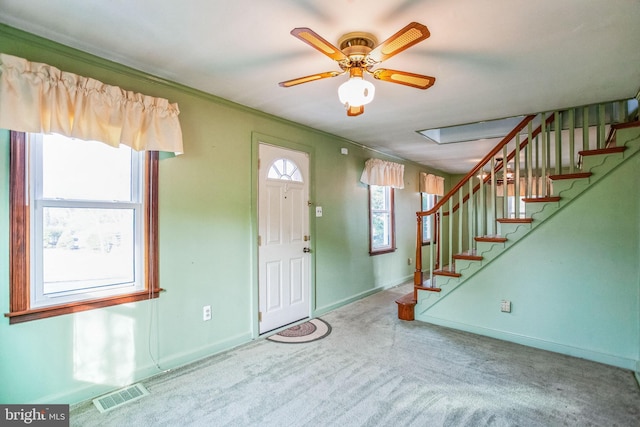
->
[258,144,311,334]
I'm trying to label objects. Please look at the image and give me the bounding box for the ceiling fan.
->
[279,22,436,117]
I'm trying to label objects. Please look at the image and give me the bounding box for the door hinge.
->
[258,311,262,322]
[258,235,262,246]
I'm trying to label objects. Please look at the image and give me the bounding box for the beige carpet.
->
[70,283,640,426]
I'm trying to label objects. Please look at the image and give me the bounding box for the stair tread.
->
[611,120,640,131]
[415,285,442,292]
[549,172,592,180]
[453,250,483,261]
[395,292,416,321]
[522,196,560,203]
[395,292,417,305]
[433,265,461,277]
[475,235,507,243]
[497,218,533,223]
[579,146,626,156]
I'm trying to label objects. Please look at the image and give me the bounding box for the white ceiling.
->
[0,0,639,174]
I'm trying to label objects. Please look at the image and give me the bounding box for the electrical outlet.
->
[407,258,412,265]
[500,300,511,313]
[203,305,212,321]
[315,206,323,217]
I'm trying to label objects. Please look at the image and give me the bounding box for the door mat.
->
[267,318,331,344]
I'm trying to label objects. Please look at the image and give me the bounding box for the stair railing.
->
[414,99,638,290]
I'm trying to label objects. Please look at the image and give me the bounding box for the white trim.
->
[418,315,639,371]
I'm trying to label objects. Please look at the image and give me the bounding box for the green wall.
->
[0,25,446,404]
[417,144,640,372]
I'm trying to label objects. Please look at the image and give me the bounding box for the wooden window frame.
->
[5,131,160,324]
[368,185,396,255]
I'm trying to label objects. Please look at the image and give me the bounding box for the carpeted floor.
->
[70,283,640,426]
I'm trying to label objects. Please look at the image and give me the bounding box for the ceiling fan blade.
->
[291,28,350,64]
[372,69,436,89]
[366,22,430,64]
[347,105,364,116]
[279,71,343,87]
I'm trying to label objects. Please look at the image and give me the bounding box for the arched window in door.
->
[267,158,303,182]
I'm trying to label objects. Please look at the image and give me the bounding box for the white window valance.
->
[419,173,444,196]
[360,158,404,189]
[0,53,183,154]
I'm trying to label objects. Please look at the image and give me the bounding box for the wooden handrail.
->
[417,115,536,219]
[413,99,638,289]
[414,113,560,286]
[415,114,536,286]
[444,113,557,216]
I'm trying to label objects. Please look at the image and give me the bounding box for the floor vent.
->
[93,383,150,413]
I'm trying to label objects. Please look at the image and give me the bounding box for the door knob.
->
[303,247,311,253]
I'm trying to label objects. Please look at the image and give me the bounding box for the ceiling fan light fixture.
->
[338,76,375,108]
[280,23,433,116]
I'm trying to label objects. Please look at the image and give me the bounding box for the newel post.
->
[414,213,423,286]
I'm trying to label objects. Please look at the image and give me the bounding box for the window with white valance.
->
[2,52,177,323]
[360,158,404,189]
[0,53,183,154]
[419,172,444,196]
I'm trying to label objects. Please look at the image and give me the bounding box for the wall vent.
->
[92,383,150,413]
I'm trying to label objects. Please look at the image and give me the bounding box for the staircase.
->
[396,98,640,321]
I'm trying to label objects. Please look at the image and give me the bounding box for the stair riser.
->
[581,152,625,171]
[525,200,560,218]
[498,222,532,240]
[528,202,560,222]
[550,178,590,198]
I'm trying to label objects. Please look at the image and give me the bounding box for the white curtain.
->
[0,53,183,154]
[360,158,404,189]
[419,172,444,196]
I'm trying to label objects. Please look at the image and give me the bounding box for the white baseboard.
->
[418,315,638,371]
[313,275,412,317]
[56,332,252,406]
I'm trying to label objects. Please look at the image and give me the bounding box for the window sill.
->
[4,289,163,324]
[369,248,396,256]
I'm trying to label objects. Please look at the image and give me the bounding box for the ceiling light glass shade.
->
[338,77,375,107]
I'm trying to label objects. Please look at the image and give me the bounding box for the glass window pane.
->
[42,207,135,295]
[422,194,435,242]
[267,158,303,182]
[372,212,390,248]
[423,219,431,241]
[370,185,387,210]
[42,134,133,201]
